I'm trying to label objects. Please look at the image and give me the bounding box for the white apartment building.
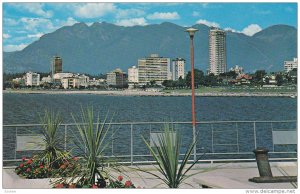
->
[229,65,244,75]
[61,74,89,89]
[138,54,171,85]
[172,58,185,80]
[128,66,139,83]
[284,58,298,72]
[208,28,227,75]
[25,72,40,86]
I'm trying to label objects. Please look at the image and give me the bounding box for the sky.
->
[2,2,298,52]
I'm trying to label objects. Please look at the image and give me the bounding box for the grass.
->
[163,86,297,94]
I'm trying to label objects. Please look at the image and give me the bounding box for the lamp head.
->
[185,27,198,37]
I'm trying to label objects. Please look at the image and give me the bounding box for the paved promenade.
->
[2,162,297,189]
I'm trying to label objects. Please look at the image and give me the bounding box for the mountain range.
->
[3,22,297,74]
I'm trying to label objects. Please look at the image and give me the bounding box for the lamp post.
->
[185,27,198,162]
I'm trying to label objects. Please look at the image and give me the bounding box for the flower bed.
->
[15,156,80,179]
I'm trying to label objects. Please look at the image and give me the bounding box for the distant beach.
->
[3,89,297,97]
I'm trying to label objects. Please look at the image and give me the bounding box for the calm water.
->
[3,93,297,124]
[3,94,297,161]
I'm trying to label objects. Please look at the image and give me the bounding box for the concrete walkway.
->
[2,162,297,189]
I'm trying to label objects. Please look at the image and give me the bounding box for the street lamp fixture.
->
[185,27,198,162]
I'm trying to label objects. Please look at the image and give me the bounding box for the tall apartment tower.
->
[52,56,63,75]
[172,58,185,80]
[138,54,171,85]
[208,28,227,75]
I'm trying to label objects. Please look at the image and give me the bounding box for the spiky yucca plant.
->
[38,110,70,169]
[141,124,201,188]
[70,107,114,186]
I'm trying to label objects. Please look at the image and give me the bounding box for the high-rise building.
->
[128,66,139,83]
[208,28,227,75]
[25,72,40,86]
[106,68,127,87]
[138,54,171,85]
[284,58,298,72]
[52,56,62,75]
[172,58,185,80]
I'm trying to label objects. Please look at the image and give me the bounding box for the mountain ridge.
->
[3,22,297,74]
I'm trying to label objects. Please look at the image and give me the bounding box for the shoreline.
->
[3,89,297,97]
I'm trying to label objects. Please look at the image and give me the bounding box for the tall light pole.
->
[185,27,198,162]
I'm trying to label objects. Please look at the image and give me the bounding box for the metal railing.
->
[3,120,297,166]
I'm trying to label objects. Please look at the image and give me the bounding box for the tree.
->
[275,74,284,86]
[185,69,204,88]
[204,73,218,86]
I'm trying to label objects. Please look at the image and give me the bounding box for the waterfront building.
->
[41,76,52,84]
[106,68,127,87]
[172,58,185,80]
[208,28,227,75]
[235,74,252,85]
[52,56,63,75]
[25,72,40,86]
[12,77,25,86]
[138,54,171,85]
[128,66,139,83]
[284,58,298,72]
[229,65,244,75]
[61,74,89,89]
[263,75,277,86]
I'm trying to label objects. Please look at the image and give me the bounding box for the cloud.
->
[4,43,28,52]
[196,19,220,27]
[147,12,180,20]
[242,24,262,36]
[116,8,145,19]
[3,33,11,39]
[115,18,147,27]
[20,17,54,32]
[4,18,19,26]
[73,3,116,18]
[27,33,44,38]
[10,3,53,18]
[192,11,200,17]
[61,17,78,26]
[224,27,237,32]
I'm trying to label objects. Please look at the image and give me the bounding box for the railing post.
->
[111,129,114,156]
[193,125,197,162]
[211,124,214,153]
[64,125,67,152]
[271,123,274,152]
[236,123,239,153]
[15,127,18,160]
[130,124,133,166]
[253,122,257,149]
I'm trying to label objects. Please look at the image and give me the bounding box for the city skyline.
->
[3,2,297,52]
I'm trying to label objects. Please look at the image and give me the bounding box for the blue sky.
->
[3,2,298,52]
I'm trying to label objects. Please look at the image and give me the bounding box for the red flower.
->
[125,180,132,187]
[73,157,79,161]
[117,175,123,181]
[40,165,44,169]
[55,184,64,188]
[92,184,98,188]
[60,164,66,169]
[22,157,26,161]
[26,159,32,164]
[26,168,31,172]
[19,163,24,168]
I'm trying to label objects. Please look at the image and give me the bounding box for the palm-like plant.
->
[70,106,114,186]
[141,124,201,188]
[38,110,70,169]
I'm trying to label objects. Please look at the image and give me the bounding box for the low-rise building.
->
[235,74,252,85]
[263,75,277,85]
[25,72,40,86]
[284,58,298,72]
[107,68,127,87]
